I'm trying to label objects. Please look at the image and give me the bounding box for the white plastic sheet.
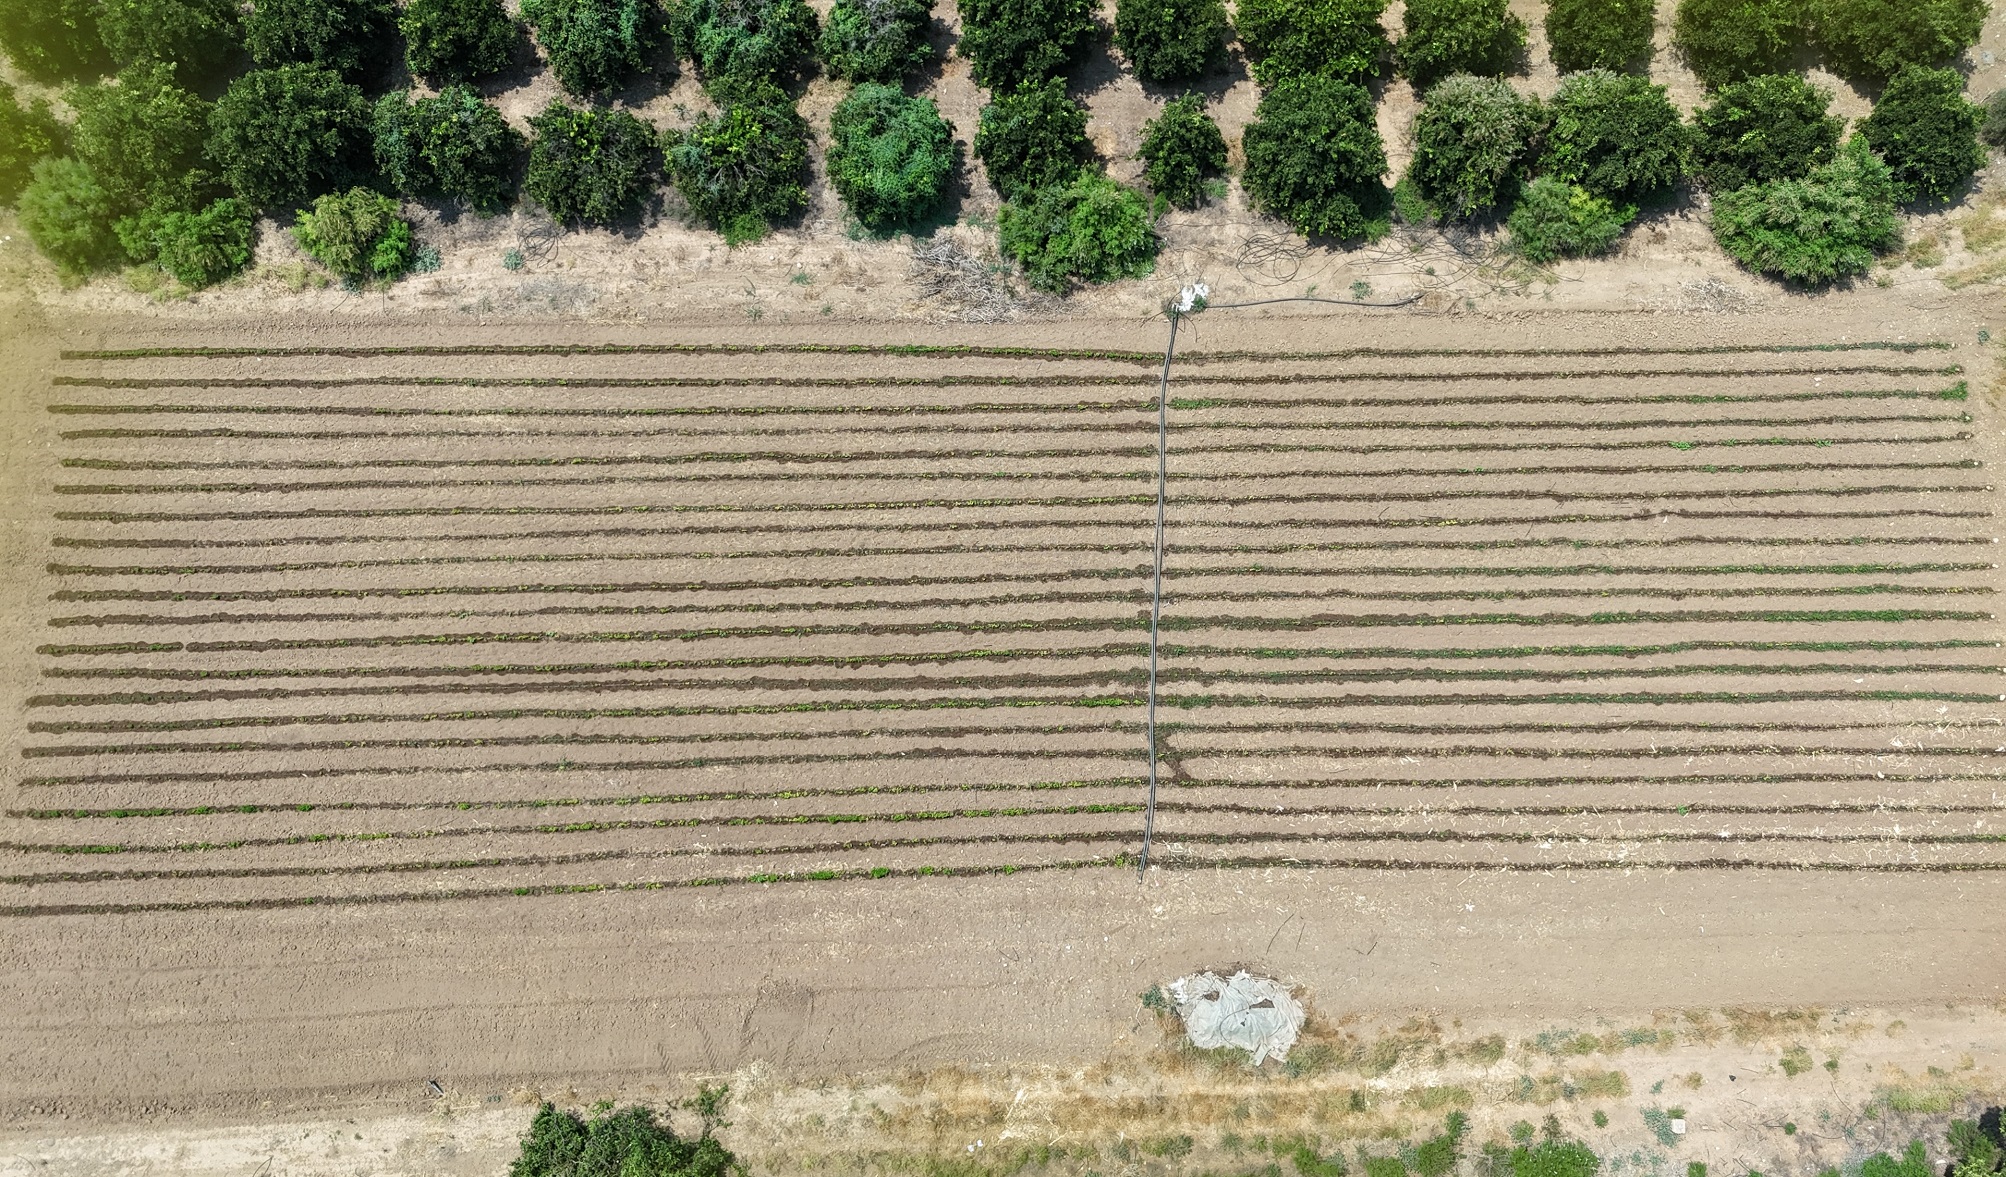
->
[1166,970,1305,1065]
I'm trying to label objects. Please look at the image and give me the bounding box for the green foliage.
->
[1709,136,1899,283]
[1539,69,1686,203]
[956,0,1097,88]
[1984,90,2006,147]
[1413,1113,1471,1177]
[508,1101,736,1177]
[525,100,662,225]
[98,0,244,81]
[1236,0,1391,83]
[0,0,111,84]
[974,77,1092,202]
[1139,94,1226,208]
[1241,72,1391,238]
[999,170,1157,292]
[1672,0,1800,87]
[207,65,373,210]
[826,82,956,229]
[1857,65,1985,202]
[1861,1143,1935,1177]
[1508,173,1631,260]
[1509,1139,1602,1177]
[816,0,934,83]
[1395,0,1527,88]
[677,0,817,83]
[664,82,808,242]
[292,185,415,280]
[1811,0,1986,81]
[1948,1119,2004,1177]
[1291,1143,1349,1177]
[374,85,525,213]
[67,63,210,210]
[0,80,67,206]
[1408,73,1540,217]
[152,197,256,286]
[1543,0,1655,72]
[1115,0,1228,82]
[400,0,521,81]
[245,0,396,78]
[1691,72,1842,191]
[520,0,668,95]
[18,156,125,274]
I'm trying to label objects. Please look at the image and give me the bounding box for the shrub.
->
[999,170,1157,291]
[1236,0,1391,84]
[826,82,956,230]
[375,85,525,213]
[1509,175,1630,259]
[509,1102,736,1177]
[1395,0,1527,89]
[525,100,661,225]
[1114,0,1228,83]
[1509,1140,1602,1177]
[1690,73,1841,191]
[1539,69,1686,203]
[18,157,125,274]
[973,78,1092,202]
[664,82,807,241]
[1408,74,1540,217]
[401,0,521,81]
[98,0,244,81]
[1860,1143,1935,1177]
[1672,0,1800,88]
[1544,0,1654,72]
[152,196,257,286]
[245,0,396,78]
[520,0,668,95]
[208,66,373,210]
[292,185,414,280]
[1709,134,1898,283]
[0,80,66,206]
[1857,65,1985,202]
[1139,94,1226,207]
[956,0,1097,89]
[1985,90,2006,147]
[817,0,934,83]
[67,63,210,211]
[1242,73,1391,239]
[0,0,112,84]
[677,0,818,83]
[1811,0,1986,81]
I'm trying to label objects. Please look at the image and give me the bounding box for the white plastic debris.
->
[1670,1119,1687,1135]
[1165,970,1305,1065]
[1175,283,1210,313]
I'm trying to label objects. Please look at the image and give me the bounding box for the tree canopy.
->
[1690,72,1842,192]
[244,0,396,79]
[1236,0,1391,84]
[663,81,809,242]
[1138,94,1227,208]
[1672,0,1800,88]
[0,0,112,84]
[401,0,522,81]
[973,77,1093,202]
[677,0,818,83]
[207,64,373,210]
[1811,0,1987,81]
[956,0,1097,89]
[525,99,662,224]
[1857,64,1986,202]
[1538,69,1687,204]
[1543,0,1655,73]
[1241,73,1391,238]
[817,0,935,83]
[375,85,525,212]
[1114,0,1229,83]
[1408,74,1541,217]
[520,0,668,95]
[826,82,957,229]
[1710,134,1899,282]
[998,169,1158,291]
[1395,0,1527,89]
[99,0,245,81]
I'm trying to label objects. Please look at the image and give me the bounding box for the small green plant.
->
[1857,65,1986,203]
[1592,1111,1609,1128]
[526,101,662,226]
[1691,73,1843,192]
[974,78,1093,202]
[151,197,256,287]
[1860,1142,1934,1177]
[1140,984,1169,1010]
[1510,1121,1537,1143]
[206,65,373,210]
[1241,72,1391,239]
[502,247,526,269]
[1544,0,1654,72]
[1539,69,1687,204]
[292,186,415,282]
[825,82,957,230]
[1291,1142,1349,1177]
[1672,0,1799,86]
[1511,1138,1599,1177]
[1412,1112,1469,1177]
[998,169,1158,292]
[243,0,395,79]
[677,0,818,84]
[1407,74,1540,218]
[817,0,934,82]
[1395,0,1528,88]
[1236,0,1391,83]
[1780,1046,1813,1076]
[400,0,522,81]
[1642,1108,1680,1147]
[1350,278,1372,298]
[956,0,1097,88]
[1139,95,1227,209]
[1811,0,1987,82]
[1689,1165,1709,1177]
[520,0,669,95]
[1508,174,1630,261]
[508,1100,736,1177]
[1115,0,1229,82]
[1784,1123,1798,1135]
[664,81,809,242]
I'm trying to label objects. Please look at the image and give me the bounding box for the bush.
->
[1509,1140,1602,1177]
[956,0,1097,89]
[1986,90,2006,147]
[152,196,257,286]
[67,63,210,211]
[677,0,817,83]
[401,0,521,81]
[1538,69,1686,203]
[1709,135,1898,283]
[1857,64,1985,202]
[1242,73,1391,239]
[1236,0,1391,84]
[817,0,934,83]
[292,185,414,280]
[245,0,396,78]
[520,0,668,95]
[208,65,373,210]
[1672,0,1800,88]
[664,82,807,241]
[1811,0,1986,81]
[0,80,66,206]
[1544,0,1655,72]
[509,1102,736,1177]
[525,100,661,225]
[973,78,1092,202]
[1408,74,1540,217]
[1690,73,1841,191]
[1114,0,1228,83]
[0,0,112,84]
[1139,94,1225,208]
[98,0,244,81]
[999,170,1158,292]
[18,156,125,274]
[1395,0,1527,89]
[375,85,524,213]
[826,82,956,230]
[1509,174,1631,259]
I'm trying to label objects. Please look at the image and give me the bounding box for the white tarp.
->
[1166,970,1305,1065]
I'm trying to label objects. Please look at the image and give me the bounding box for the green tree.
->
[956,0,1097,89]
[401,0,522,81]
[525,100,661,225]
[0,80,67,206]
[1811,0,1986,81]
[1114,0,1229,83]
[1139,94,1226,208]
[207,65,373,210]
[0,0,112,84]
[67,63,210,210]
[18,157,125,274]
[292,185,415,280]
[1984,89,2006,147]
[98,0,244,81]
[375,85,525,213]
[1539,69,1686,203]
[520,0,668,95]
[973,77,1092,201]
[1858,65,1985,202]
[1241,73,1391,239]
[152,196,257,286]
[826,82,957,230]
[509,1102,736,1177]
[1395,0,1527,89]
[245,0,396,79]
[1408,74,1540,217]
[1690,73,1841,191]
[999,169,1158,291]
[1544,0,1655,72]
[817,0,935,83]
[664,81,807,241]
[1236,0,1391,83]
[1672,0,1801,88]
[1709,135,1896,282]
[677,0,818,83]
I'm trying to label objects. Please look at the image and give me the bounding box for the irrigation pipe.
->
[1135,290,1423,881]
